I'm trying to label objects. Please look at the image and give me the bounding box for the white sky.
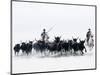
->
[12,1,95,44]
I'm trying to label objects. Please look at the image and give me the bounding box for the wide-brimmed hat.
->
[88,28,91,30]
[43,28,46,31]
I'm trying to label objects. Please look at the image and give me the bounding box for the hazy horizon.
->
[12,1,95,44]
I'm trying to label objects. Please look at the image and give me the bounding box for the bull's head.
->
[73,38,77,42]
[80,40,85,44]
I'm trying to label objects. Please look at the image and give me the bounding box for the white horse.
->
[85,35,94,51]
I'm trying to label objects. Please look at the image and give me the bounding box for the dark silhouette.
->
[26,41,33,55]
[72,38,87,55]
[41,29,49,43]
[13,36,88,56]
[33,40,48,54]
[72,38,79,54]
[14,44,20,55]
[86,28,92,43]
[20,42,27,54]
[47,37,62,54]
[78,40,87,55]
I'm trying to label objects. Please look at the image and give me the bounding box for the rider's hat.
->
[43,28,46,31]
[88,28,91,30]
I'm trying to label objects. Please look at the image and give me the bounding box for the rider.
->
[41,28,49,43]
[86,28,92,43]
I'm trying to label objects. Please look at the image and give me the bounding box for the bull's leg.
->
[74,51,76,55]
[60,50,63,56]
[70,49,73,55]
[51,51,54,55]
[16,52,18,56]
[40,50,43,56]
[15,51,19,56]
[85,48,87,52]
[22,50,25,55]
[74,50,78,55]
[26,51,29,56]
[29,51,32,55]
[65,49,67,54]
[49,51,52,55]
[53,51,55,55]
[47,49,50,56]
[44,49,47,56]
[14,51,16,55]
[26,53,28,56]
[29,49,32,55]
[81,50,84,55]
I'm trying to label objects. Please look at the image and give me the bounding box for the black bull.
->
[33,40,87,55]
[14,42,33,55]
[72,40,87,55]
[14,40,87,55]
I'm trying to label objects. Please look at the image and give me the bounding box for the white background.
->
[0,0,99,75]
[12,1,95,44]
